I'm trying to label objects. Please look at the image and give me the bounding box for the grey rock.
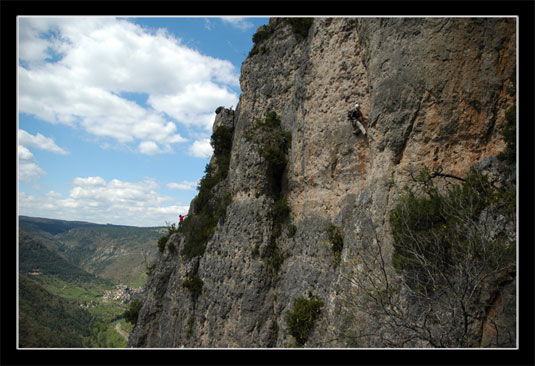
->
[128,17,516,349]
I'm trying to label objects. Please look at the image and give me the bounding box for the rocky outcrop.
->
[128,17,516,348]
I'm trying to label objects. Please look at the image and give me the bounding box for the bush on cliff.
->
[284,18,313,38]
[179,125,234,260]
[390,167,515,278]
[182,274,204,299]
[124,298,142,325]
[286,293,324,347]
[342,166,516,347]
[327,223,344,267]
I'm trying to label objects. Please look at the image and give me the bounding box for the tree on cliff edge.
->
[338,167,516,348]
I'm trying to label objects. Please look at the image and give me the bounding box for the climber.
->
[179,215,185,224]
[348,103,367,136]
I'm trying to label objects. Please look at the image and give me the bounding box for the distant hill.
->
[18,217,167,348]
[19,216,163,287]
[19,275,93,348]
[19,229,112,287]
[19,215,96,237]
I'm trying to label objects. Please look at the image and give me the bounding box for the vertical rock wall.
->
[128,17,516,348]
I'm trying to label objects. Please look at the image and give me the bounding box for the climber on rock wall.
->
[348,103,367,136]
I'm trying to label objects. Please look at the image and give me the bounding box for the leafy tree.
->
[339,167,516,347]
[124,298,143,325]
[180,125,234,260]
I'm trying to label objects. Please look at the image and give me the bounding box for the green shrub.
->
[157,235,168,253]
[285,294,324,347]
[157,223,179,253]
[182,274,204,298]
[211,125,234,157]
[284,18,313,38]
[273,198,290,221]
[180,126,234,260]
[167,240,176,253]
[248,111,292,197]
[252,24,273,44]
[327,224,344,267]
[124,298,142,325]
[389,167,516,287]
[287,224,297,238]
[265,243,285,273]
[215,106,224,114]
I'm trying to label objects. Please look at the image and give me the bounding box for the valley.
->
[18,216,164,348]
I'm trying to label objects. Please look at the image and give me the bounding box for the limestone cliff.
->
[128,17,516,348]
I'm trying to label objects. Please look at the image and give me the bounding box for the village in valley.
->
[102,284,143,304]
[79,284,143,309]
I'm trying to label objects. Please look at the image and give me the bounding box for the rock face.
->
[128,18,516,348]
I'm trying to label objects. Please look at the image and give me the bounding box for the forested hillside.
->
[19,275,93,348]
[18,216,164,348]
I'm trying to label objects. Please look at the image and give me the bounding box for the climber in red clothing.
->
[179,215,184,224]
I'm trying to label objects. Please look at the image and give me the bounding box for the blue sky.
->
[17,16,269,227]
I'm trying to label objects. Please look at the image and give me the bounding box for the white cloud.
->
[221,17,254,31]
[148,82,236,130]
[188,139,213,158]
[19,176,190,226]
[19,161,46,182]
[18,145,46,182]
[138,141,162,155]
[167,181,198,191]
[18,17,239,154]
[18,145,35,160]
[18,129,68,154]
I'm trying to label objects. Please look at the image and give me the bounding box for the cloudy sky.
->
[18,16,269,227]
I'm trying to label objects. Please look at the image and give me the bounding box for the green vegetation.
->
[249,19,312,57]
[183,274,204,299]
[246,111,293,273]
[124,298,142,325]
[19,215,95,236]
[246,111,291,198]
[215,106,224,114]
[343,166,516,347]
[287,224,297,238]
[273,197,291,222]
[284,18,313,38]
[252,24,274,44]
[157,222,180,253]
[390,167,515,286]
[18,276,93,348]
[249,24,274,56]
[179,125,234,260]
[285,293,324,347]
[19,230,113,288]
[19,216,161,287]
[327,224,344,267]
[18,222,151,348]
[262,239,285,274]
